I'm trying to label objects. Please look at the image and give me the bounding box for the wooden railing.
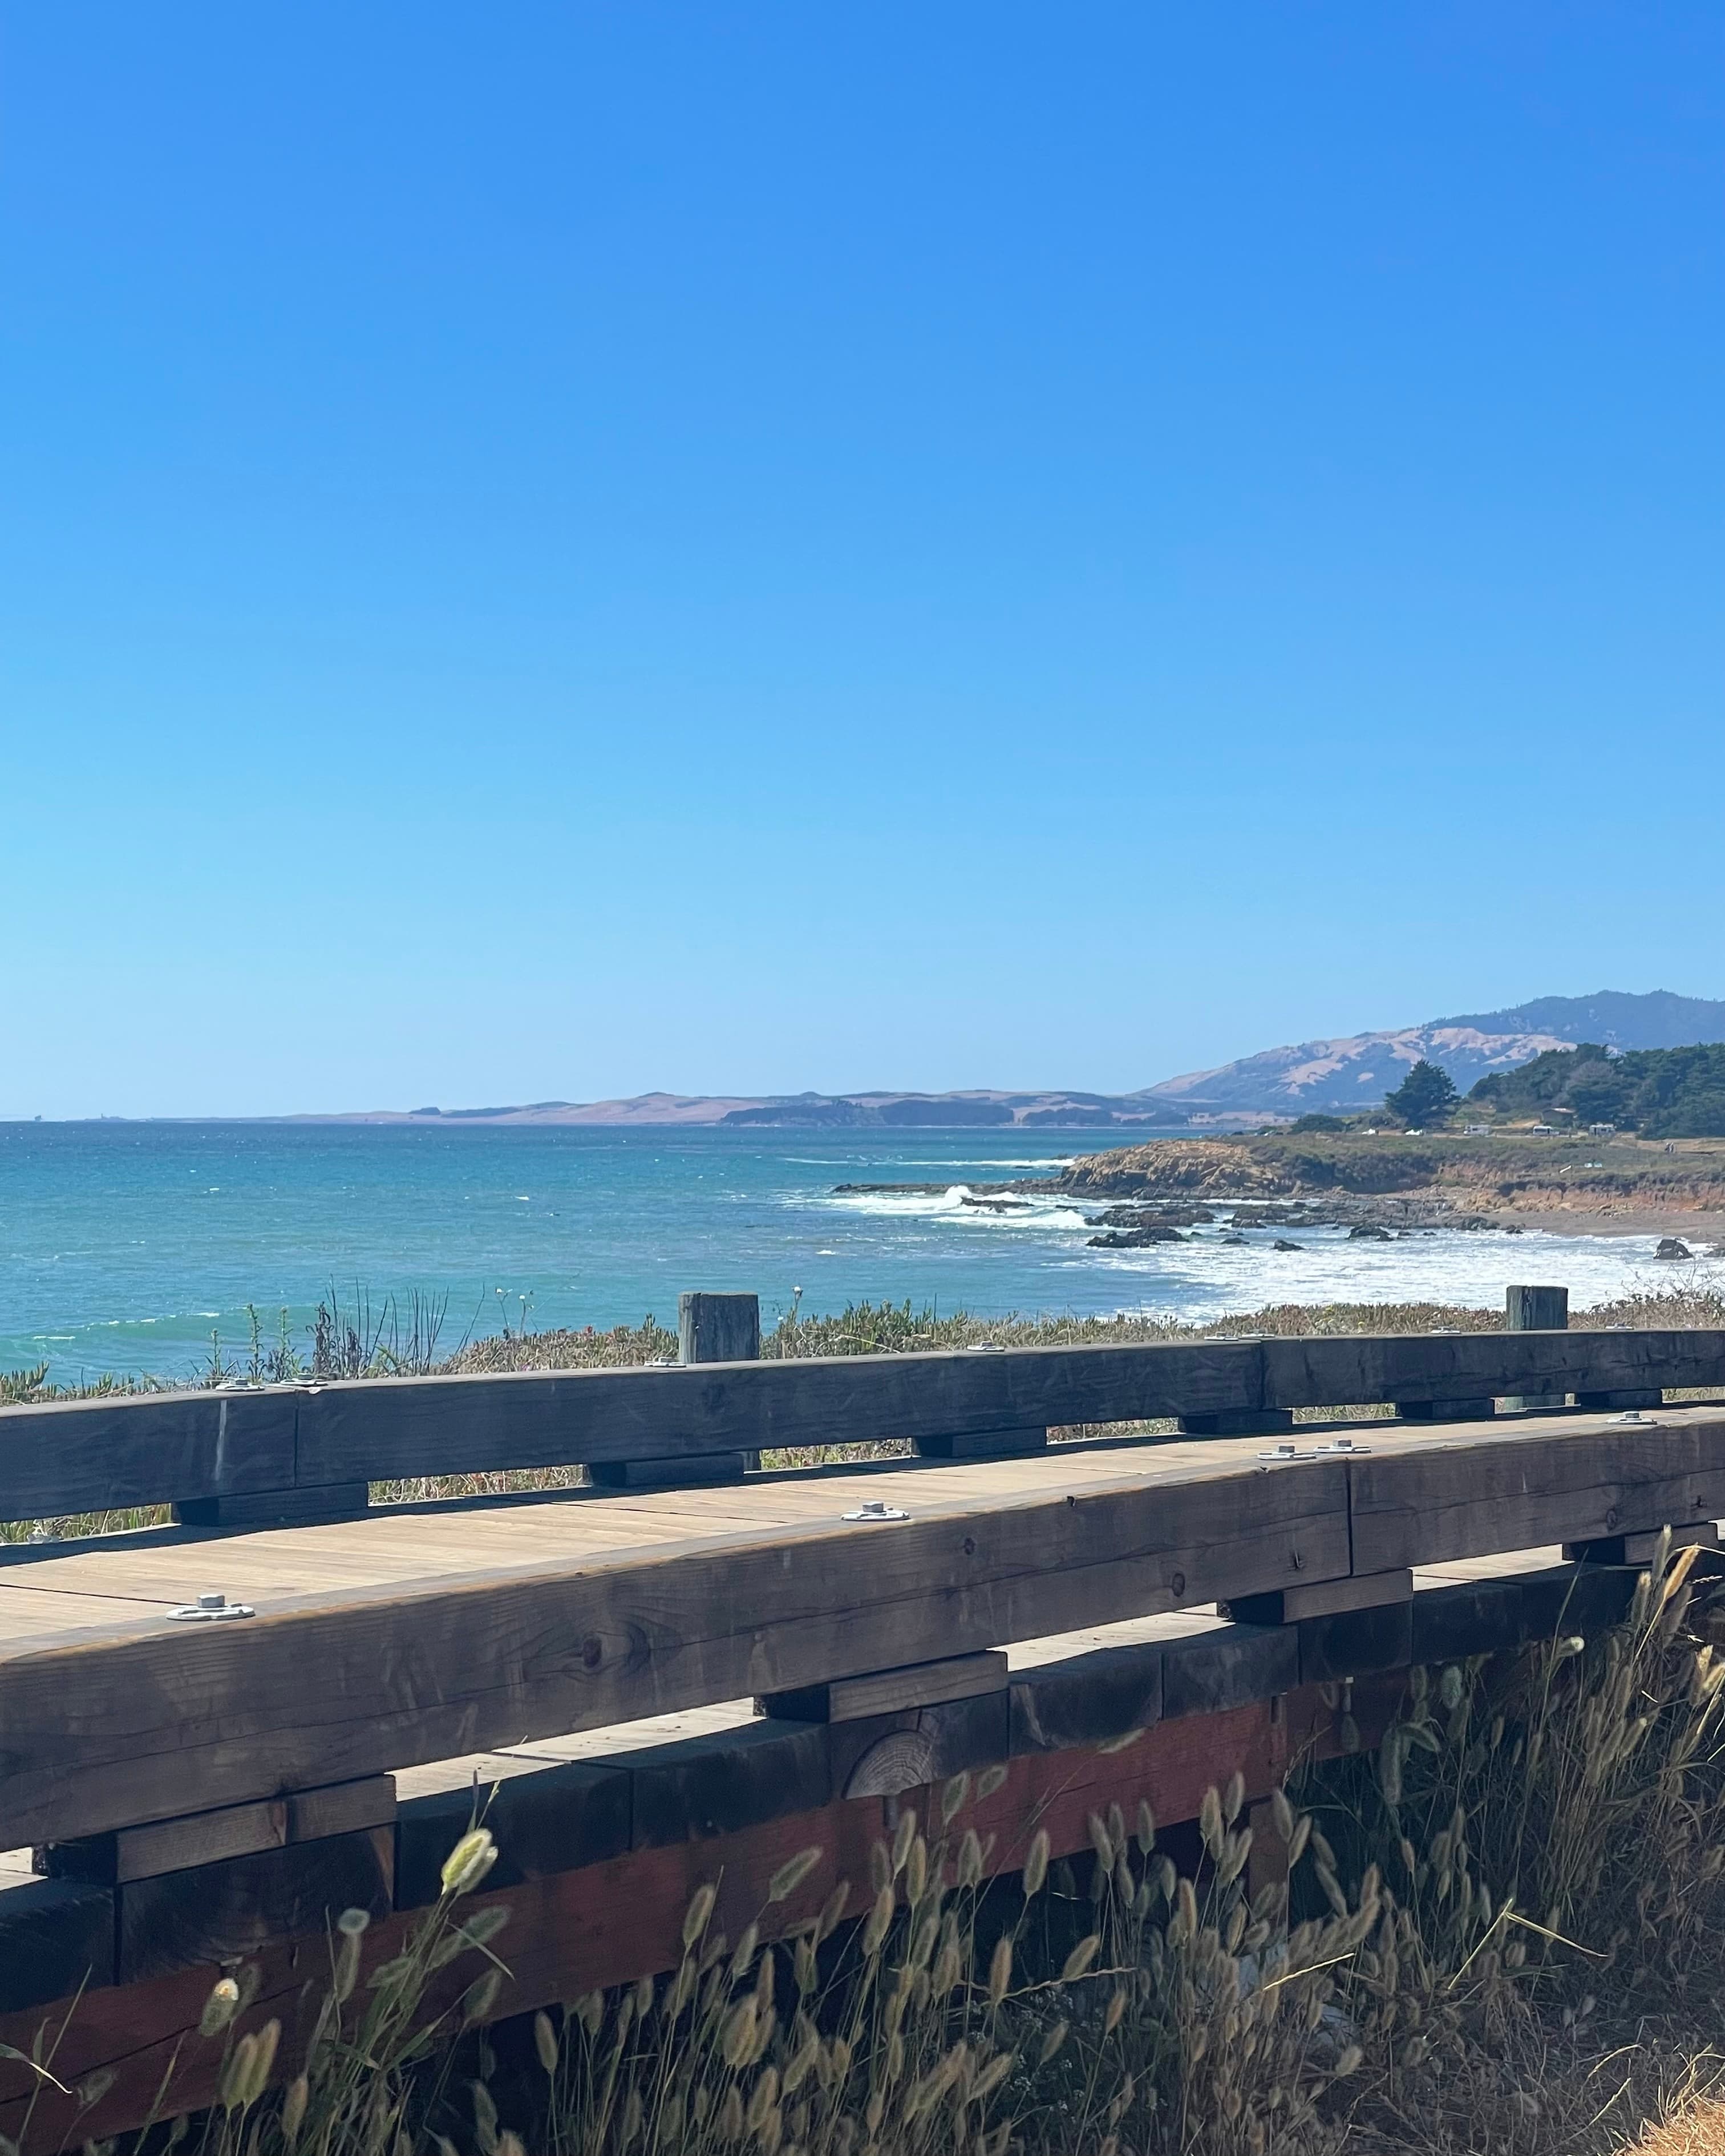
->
[3,1311,1721,1527]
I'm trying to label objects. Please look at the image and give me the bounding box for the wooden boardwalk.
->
[3,1308,1723,2142]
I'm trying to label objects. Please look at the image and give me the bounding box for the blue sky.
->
[2,4,1720,1117]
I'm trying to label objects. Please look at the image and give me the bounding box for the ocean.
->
[0,1120,1696,1385]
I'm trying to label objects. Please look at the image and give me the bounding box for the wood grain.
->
[0,1450,1346,1845]
[1349,1412,1725,1572]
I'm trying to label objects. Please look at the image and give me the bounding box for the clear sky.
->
[2,5,1720,1118]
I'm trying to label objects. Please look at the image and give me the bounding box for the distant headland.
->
[289,989,1725,1129]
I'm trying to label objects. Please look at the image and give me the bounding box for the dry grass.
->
[1635,2098,1725,2156]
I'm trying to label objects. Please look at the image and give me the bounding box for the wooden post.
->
[1506,1284,1569,1333]
[1503,1284,1567,1412]
[589,1292,760,1489]
[678,1292,762,1366]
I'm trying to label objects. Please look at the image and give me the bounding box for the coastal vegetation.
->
[1469,1042,1725,1140]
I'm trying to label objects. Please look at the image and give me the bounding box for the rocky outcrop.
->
[1086,1225,1187,1249]
[1058,1141,1295,1200]
[1082,1205,1216,1229]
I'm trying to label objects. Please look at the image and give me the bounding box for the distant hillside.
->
[1437,990,1725,1050]
[296,990,1725,1128]
[1138,990,1725,1121]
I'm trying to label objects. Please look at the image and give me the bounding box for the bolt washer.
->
[169,1591,255,1623]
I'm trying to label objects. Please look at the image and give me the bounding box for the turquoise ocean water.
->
[0,1121,1699,1385]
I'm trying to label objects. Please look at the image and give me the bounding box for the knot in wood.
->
[581,1634,604,1671]
[1171,1570,1187,1598]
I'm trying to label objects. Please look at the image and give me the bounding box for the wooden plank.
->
[1296,1598,1414,1684]
[111,1799,286,1883]
[0,1449,1349,1845]
[172,1481,369,1529]
[1349,1411,1725,1573]
[915,1425,1048,1461]
[627,1719,831,1847]
[0,1387,299,1523]
[42,1774,396,1885]
[1010,1636,1163,1754]
[762,1650,1007,1724]
[1224,1568,1412,1626]
[395,1756,632,1909]
[286,1775,397,1842]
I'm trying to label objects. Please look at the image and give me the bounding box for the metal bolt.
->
[168,1590,255,1623]
[843,1499,909,1522]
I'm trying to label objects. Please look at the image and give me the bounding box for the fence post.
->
[678,1292,762,1366]
[1503,1283,1568,1412]
[587,1293,759,1490]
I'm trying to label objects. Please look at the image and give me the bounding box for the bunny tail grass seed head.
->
[682,1881,718,1948]
[440,1827,498,1899]
[768,1845,824,1904]
[200,1976,242,2037]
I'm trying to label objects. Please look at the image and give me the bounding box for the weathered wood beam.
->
[0,1453,1349,1845]
[1349,1413,1725,1573]
[3,1327,1723,1523]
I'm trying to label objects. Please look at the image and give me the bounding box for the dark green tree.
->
[1385,1059,1459,1126]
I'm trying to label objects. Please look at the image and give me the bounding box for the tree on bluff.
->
[1385,1060,1459,1127]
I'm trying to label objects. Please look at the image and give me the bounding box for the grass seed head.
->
[533,2009,559,2074]
[440,1827,498,1900]
[768,1845,824,1905]
[200,1976,242,2037]
[682,1882,718,1949]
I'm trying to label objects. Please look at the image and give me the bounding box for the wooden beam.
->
[762,1650,1008,1724]
[0,1452,1349,1846]
[3,1327,1724,1522]
[1224,1569,1412,1627]
[0,1388,298,1525]
[1349,1412,1725,1573]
